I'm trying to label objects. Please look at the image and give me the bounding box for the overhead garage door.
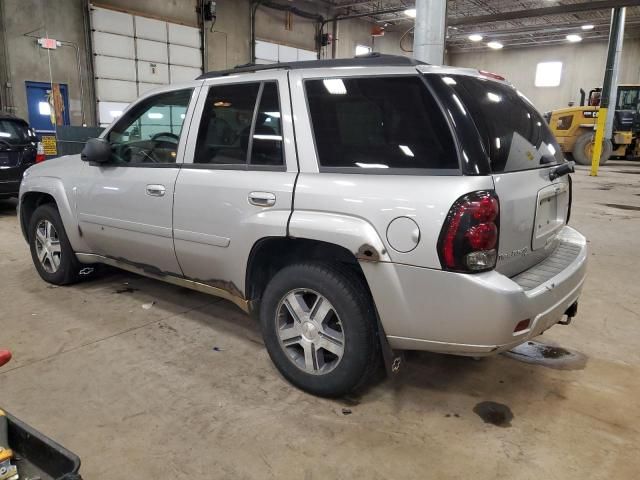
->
[90,5,202,126]
[255,40,317,65]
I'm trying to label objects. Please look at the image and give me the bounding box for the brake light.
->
[36,141,46,163]
[479,70,506,81]
[437,191,500,273]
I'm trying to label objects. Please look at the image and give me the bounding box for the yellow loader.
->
[546,85,640,165]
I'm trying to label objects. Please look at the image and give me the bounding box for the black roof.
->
[0,112,26,122]
[198,53,427,79]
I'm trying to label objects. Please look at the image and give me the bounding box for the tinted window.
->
[107,89,192,165]
[195,83,260,165]
[305,76,458,171]
[447,75,563,173]
[617,87,640,111]
[250,83,284,166]
[0,119,32,145]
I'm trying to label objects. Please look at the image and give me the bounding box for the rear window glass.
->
[0,119,32,145]
[447,75,564,173]
[305,76,459,172]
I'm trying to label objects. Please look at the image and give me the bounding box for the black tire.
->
[28,204,82,285]
[573,131,612,165]
[260,262,379,397]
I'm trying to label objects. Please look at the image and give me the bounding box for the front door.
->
[76,87,200,275]
[172,73,297,296]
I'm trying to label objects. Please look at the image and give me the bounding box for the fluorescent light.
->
[468,34,483,42]
[323,78,347,95]
[495,137,501,149]
[404,8,416,18]
[487,41,503,49]
[264,111,281,118]
[399,145,414,157]
[148,112,163,119]
[355,162,389,169]
[442,76,457,85]
[38,102,51,115]
[0,132,10,138]
[487,92,501,102]
[566,34,582,43]
[581,24,594,30]
[180,113,185,119]
[109,110,122,118]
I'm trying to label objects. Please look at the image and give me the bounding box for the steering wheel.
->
[151,132,180,143]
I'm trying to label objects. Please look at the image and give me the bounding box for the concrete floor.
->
[1,162,639,479]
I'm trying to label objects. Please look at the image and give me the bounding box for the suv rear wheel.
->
[260,262,379,397]
[28,204,82,285]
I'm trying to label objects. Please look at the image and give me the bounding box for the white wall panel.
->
[136,38,169,63]
[91,7,133,36]
[95,79,137,102]
[98,101,130,125]
[168,23,200,48]
[170,65,201,83]
[138,82,161,96]
[94,56,136,81]
[169,44,201,68]
[92,31,134,59]
[138,61,169,84]
[278,45,298,62]
[255,40,278,62]
[297,49,317,61]
[135,16,167,42]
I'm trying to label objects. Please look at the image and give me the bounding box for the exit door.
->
[25,81,70,133]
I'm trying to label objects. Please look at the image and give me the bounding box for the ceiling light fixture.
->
[487,41,503,50]
[566,34,582,42]
[581,24,595,30]
[404,8,416,18]
[468,34,483,42]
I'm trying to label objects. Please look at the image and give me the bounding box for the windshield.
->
[616,87,640,111]
[0,119,32,146]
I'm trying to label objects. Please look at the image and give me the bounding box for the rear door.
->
[172,71,297,296]
[444,74,570,277]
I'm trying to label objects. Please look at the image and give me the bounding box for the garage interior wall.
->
[449,38,640,113]
[0,0,638,127]
[0,0,94,126]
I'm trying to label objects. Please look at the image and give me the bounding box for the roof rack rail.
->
[197,53,427,79]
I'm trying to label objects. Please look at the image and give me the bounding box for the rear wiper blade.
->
[549,161,575,181]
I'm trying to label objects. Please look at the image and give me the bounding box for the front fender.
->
[19,175,90,253]
[288,210,391,262]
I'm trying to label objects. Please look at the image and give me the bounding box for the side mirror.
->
[81,138,111,164]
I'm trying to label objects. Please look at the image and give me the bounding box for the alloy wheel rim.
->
[276,288,345,375]
[34,220,62,274]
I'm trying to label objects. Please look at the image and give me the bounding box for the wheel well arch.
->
[20,192,57,240]
[245,237,371,305]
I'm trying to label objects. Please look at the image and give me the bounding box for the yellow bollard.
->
[590,107,608,176]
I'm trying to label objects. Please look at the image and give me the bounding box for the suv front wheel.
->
[260,262,379,397]
[28,204,82,285]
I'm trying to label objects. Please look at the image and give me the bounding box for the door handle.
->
[146,184,166,197]
[248,191,276,207]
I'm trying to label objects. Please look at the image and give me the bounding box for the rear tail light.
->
[437,190,500,273]
[36,141,46,163]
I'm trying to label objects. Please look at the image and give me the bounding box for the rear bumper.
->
[0,179,21,196]
[362,226,587,355]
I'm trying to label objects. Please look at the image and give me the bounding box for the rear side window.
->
[447,75,564,173]
[305,76,459,172]
[0,119,32,145]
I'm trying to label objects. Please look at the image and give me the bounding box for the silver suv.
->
[18,55,587,397]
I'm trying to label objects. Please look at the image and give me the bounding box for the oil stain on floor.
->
[503,340,587,370]
[473,401,513,428]
[601,203,640,212]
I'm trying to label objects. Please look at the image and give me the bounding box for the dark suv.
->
[0,113,43,199]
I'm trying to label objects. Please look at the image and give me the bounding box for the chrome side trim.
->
[75,253,250,312]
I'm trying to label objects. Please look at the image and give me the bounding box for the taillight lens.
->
[437,190,500,273]
[36,141,46,163]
